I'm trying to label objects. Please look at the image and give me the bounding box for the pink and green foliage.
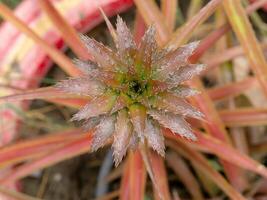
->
[1,0,267,199]
[54,17,206,165]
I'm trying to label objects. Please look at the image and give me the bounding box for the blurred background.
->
[1,0,267,200]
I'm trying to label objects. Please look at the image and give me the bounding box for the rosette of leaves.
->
[56,16,206,167]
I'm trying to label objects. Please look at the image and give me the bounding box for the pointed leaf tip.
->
[112,109,132,166]
[55,77,105,97]
[148,109,197,141]
[82,116,101,131]
[79,34,119,71]
[71,93,117,121]
[72,58,98,75]
[171,85,200,98]
[137,25,157,68]
[154,41,202,80]
[116,15,136,54]
[91,115,115,152]
[151,93,205,120]
[168,64,206,85]
[99,7,117,42]
[145,119,165,157]
[168,40,200,57]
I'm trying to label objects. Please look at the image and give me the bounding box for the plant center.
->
[126,79,147,100]
[129,80,142,94]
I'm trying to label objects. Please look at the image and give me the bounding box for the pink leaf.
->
[116,16,136,54]
[167,64,206,85]
[171,85,200,97]
[145,119,165,157]
[112,109,132,166]
[148,109,196,141]
[72,58,99,75]
[137,25,157,68]
[72,93,117,121]
[56,77,105,97]
[153,41,200,79]
[91,115,116,152]
[80,34,120,72]
[129,104,147,143]
[150,92,204,120]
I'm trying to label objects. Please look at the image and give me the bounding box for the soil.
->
[22,149,109,200]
